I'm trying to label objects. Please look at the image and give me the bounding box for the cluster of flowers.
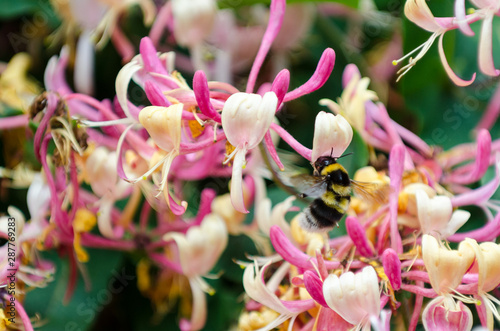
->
[0,0,499,330]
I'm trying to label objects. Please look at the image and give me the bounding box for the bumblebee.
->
[291,155,386,232]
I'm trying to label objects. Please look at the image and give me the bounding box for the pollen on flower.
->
[188,119,205,138]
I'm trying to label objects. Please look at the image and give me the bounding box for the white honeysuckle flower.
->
[256,196,295,239]
[416,190,470,238]
[137,103,187,213]
[221,92,278,213]
[171,0,217,48]
[311,111,353,163]
[163,214,228,331]
[164,213,228,278]
[85,147,130,238]
[422,235,475,296]
[27,173,51,224]
[323,266,381,330]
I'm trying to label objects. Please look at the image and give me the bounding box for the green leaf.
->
[24,249,124,331]
[0,104,24,118]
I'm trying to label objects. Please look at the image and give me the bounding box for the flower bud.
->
[311,111,352,162]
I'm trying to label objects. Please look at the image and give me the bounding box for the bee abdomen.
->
[300,198,344,231]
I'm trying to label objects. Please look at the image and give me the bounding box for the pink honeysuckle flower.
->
[311,111,353,163]
[465,239,500,329]
[422,296,473,331]
[415,190,470,238]
[221,92,278,213]
[243,260,316,331]
[323,266,381,331]
[394,0,480,86]
[84,146,130,238]
[162,213,228,331]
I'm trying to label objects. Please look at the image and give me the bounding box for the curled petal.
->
[444,129,491,184]
[180,278,207,331]
[454,0,474,36]
[438,34,476,86]
[230,149,248,213]
[404,0,441,32]
[116,60,142,121]
[478,14,500,77]
[269,225,339,270]
[284,48,336,102]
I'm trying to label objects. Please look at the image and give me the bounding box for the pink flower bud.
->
[381,248,401,291]
[345,216,374,258]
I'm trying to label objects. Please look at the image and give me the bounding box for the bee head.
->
[313,156,337,175]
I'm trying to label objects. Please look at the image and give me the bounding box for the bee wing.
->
[290,174,328,198]
[350,180,391,205]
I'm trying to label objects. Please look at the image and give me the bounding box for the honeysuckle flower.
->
[171,0,217,48]
[415,190,470,238]
[242,260,316,330]
[162,214,228,331]
[422,235,475,296]
[51,0,155,54]
[465,239,500,330]
[423,296,473,331]
[85,146,130,238]
[454,0,500,76]
[394,0,481,85]
[323,266,381,330]
[319,64,377,134]
[256,196,295,239]
[311,111,353,162]
[0,53,40,110]
[221,92,278,213]
[72,208,97,263]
